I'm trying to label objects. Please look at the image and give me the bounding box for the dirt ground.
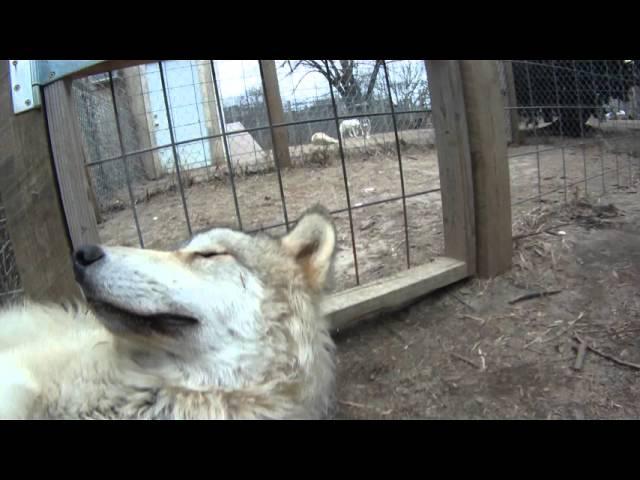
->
[97,140,445,292]
[334,185,640,419]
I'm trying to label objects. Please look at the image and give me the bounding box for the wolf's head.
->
[72,205,337,391]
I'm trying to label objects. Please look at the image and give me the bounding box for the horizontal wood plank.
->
[325,257,469,332]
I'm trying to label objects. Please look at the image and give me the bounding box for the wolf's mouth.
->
[90,300,199,329]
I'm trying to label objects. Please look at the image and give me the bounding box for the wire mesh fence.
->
[6,60,636,300]
[72,60,441,292]
[503,60,640,220]
[0,193,22,305]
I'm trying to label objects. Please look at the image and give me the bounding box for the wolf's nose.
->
[73,245,105,267]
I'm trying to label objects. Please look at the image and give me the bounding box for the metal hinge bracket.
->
[9,60,106,114]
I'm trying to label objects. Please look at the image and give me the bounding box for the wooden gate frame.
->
[0,60,512,332]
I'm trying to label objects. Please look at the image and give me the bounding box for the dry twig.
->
[573,338,588,371]
[509,290,562,305]
[573,334,640,371]
[450,352,483,370]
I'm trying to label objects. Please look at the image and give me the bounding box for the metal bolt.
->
[49,71,56,79]
[12,60,18,66]
[25,99,31,106]
[14,84,20,92]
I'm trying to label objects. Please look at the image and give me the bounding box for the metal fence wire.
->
[3,60,639,300]
[0,193,23,305]
[72,60,439,292]
[502,60,640,215]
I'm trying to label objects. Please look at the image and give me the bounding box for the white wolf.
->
[0,206,338,420]
[311,132,339,146]
[339,118,371,140]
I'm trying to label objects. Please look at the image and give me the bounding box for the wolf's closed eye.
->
[195,251,227,258]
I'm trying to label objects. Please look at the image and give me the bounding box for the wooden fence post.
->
[502,60,522,146]
[459,60,513,277]
[425,60,476,276]
[0,61,81,301]
[43,78,101,250]
[260,60,292,168]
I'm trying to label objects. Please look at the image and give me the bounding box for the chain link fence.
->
[502,60,640,217]
[0,193,22,305]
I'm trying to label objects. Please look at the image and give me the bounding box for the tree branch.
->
[292,69,319,93]
[328,60,342,80]
[365,60,384,101]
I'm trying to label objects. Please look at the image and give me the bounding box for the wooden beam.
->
[325,257,468,332]
[502,61,522,146]
[197,62,226,169]
[459,60,513,277]
[425,60,476,274]
[139,69,164,176]
[260,60,292,168]
[68,60,157,80]
[122,66,159,181]
[43,78,100,249]
[84,164,102,225]
[0,61,80,301]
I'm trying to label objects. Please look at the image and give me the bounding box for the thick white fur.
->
[339,118,371,140]
[0,206,337,420]
[311,132,339,146]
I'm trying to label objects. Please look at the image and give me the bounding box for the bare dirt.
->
[97,141,445,292]
[334,187,640,419]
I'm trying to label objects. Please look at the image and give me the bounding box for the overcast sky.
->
[213,60,427,102]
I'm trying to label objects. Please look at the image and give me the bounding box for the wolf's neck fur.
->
[21,296,334,420]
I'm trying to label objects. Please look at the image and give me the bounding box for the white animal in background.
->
[311,132,339,146]
[339,119,363,139]
[339,118,372,140]
[607,110,628,120]
[360,118,372,139]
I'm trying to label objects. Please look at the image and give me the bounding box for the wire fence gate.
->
[0,194,22,304]
[2,59,640,307]
[70,60,440,294]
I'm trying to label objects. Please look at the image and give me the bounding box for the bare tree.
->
[242,86,264,107]
[282,60,384,114]
[379,61,430,111]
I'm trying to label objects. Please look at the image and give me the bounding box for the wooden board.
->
[425,60,476,274]
[260,60,292,168]
[43,78,100,249]
[502,60,522,145]
[459,60,513,277]
[68,60,157,79]
[0,61,80,301]
[325,257,468,332]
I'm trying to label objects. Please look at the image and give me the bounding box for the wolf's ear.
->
[281,206,337,292]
